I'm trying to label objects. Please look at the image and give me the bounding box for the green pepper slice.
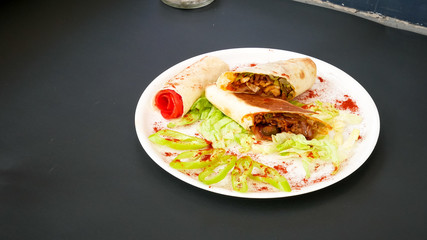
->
[170,149,215,169]
[231,156,254,193]
[199,153,237,185]
[250,161,291,192]
[148,129,209,150]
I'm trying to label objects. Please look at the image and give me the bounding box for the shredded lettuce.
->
[338,128,360,163]
[305,101,340,123]
[168,97,253,152]
[167,97,213,128]
[270,132,339,178]
[302,100,362,145]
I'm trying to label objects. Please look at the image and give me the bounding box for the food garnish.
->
[154,56,229,119]
[149,97,361,192]
[148,129,209,150]
[147,57,363,193]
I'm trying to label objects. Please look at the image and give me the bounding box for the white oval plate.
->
[135,48,380,198]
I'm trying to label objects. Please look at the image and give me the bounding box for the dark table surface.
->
[1,0,427,239]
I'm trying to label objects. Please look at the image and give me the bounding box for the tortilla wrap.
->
[205,85,331,140]
[154,56,229,119]
[216,58,316,100]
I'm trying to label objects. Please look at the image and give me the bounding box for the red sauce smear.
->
[154,89,183,119]
[335,94,359,113]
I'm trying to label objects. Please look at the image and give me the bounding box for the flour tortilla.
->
[156,56,229,116]
[216,58,316,100]
[205,85,331,139]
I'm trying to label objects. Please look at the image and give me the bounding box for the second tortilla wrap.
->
[216,58,316,100]
[205,85,331,140]
[154,56,229,119]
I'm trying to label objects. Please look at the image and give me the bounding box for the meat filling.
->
[251,113,318,140]
[227,73,295,100]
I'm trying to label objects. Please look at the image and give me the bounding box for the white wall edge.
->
[294,0,427,36]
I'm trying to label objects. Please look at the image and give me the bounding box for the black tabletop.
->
[1,0,427,239]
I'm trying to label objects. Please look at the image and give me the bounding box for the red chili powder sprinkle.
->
[256,186,269,192]
[274,165,288,174]
[193,133,213,148]
[252,173,268,178]
[232,63,258,71]
[153,122,163,132]
[164,152,175,157]
[298,89,319,101]
[334,95,359,112]
[164,137,180,143]
[333,165,339,174]
[291,175,331,188]
[318,76,325,82]
[314,163,321,171]
[201,154,211,162]
[185,172,199,177]
[204,140,213,149]
[165,82,177,88]
[310,176,325,184]
[226,150,238,156]
[306,90,319,99]
[302,104,314,109]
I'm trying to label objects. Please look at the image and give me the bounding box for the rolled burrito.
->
[205,85,331,140]
[216,58,316,100]
[154,56,229,119]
